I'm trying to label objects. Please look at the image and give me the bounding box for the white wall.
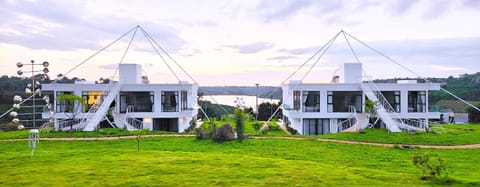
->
[119,64,142,84]
[339,63,362,83]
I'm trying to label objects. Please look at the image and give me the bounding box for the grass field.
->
[0,128,175,140]
[320,124,480,146]
[1,136,480,186]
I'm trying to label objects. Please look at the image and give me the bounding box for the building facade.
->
[282,63,441,135]
[41,64,198,132]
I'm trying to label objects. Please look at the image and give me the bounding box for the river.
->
[201,95,280,109]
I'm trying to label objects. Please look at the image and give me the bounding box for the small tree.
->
[412,152,448,180]
[234,109,245,141]
[252,122,261,135]
[364,99,378,114]
[466,104,480,123]
[134,129,149,152]
[56,93,86,131]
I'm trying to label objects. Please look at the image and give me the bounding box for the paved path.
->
[2,134,480,149]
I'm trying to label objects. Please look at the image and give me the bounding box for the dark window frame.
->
[293,90,301,111]
[162,91,179,112]
[119,91,154,113]
[302,91,320,112]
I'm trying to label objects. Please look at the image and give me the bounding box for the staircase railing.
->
[363,76,425,131]
[339,105,357,131]
[82,84,120,131]
[58,118,83,130]
[125,105,143,130]
[401,118,427,130]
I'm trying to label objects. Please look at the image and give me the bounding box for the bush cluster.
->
[0,123,20,132]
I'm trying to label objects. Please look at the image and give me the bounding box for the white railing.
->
[363,76,425,131]
[125,105,143,130]
[58,118,83,131]
[339,105,357,131]
[82,84,120,131]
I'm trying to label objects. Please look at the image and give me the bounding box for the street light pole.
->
[255,83,259,121]
[31,60,35,128]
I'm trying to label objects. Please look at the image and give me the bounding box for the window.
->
[293,90,301,111]
[408,91,426,112]
[119,92,154,113]
[303,119,330,135]
[381,91,400,112]
[181,90,188,111]
[82,91,105,112]
[302,91,320,112]
[162,91,178,112]
[328,91,362,112]
[56,91,74,113]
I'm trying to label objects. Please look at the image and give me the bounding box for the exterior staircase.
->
[361,81,425,132]
[124,106,143,131]
[343,113,369,132]
[110,106,142,131]
[83,85,120,131]
[361,83,402,132]
[340,105,369,132]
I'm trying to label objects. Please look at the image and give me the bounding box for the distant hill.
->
[373,73,480,105]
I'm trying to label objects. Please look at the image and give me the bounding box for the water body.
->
[201,95,280,109]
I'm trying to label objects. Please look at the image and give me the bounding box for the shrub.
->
[267,123,280,131]
[0,123,21,132]
[195,128,212,140]
[467,104,480,123]
[184,119,197,133]
[213,124,235,142]
[412,152,449,180]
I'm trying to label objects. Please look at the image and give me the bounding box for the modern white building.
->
[41,64,198,132]
[282,63,441,135]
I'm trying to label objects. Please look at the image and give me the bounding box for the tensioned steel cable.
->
[343,31,480,112]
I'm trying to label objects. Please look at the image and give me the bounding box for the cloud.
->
[224,42,274,54]
[274,35,480,78]
[178,48,202,57]
[98,63,118,70]
[0,1,187,53]
[462,0,480,9]
[431,65,466,71]
[256,0,312,22]
[256,0,344,22]
[422,0,451,19]
[388,0,419,15]
[277,45,321,55]
[267,55,297,61]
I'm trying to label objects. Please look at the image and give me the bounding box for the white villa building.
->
[281,63,441,135]
[41,64,198,132]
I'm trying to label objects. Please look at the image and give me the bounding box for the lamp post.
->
[255,83,259,121]
[16,60,49,128]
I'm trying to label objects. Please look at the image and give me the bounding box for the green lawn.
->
[320,124,480,146]
[0,128,174,140]
[1,137,479,186]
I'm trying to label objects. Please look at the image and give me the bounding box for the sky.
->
[1,0,480,86]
